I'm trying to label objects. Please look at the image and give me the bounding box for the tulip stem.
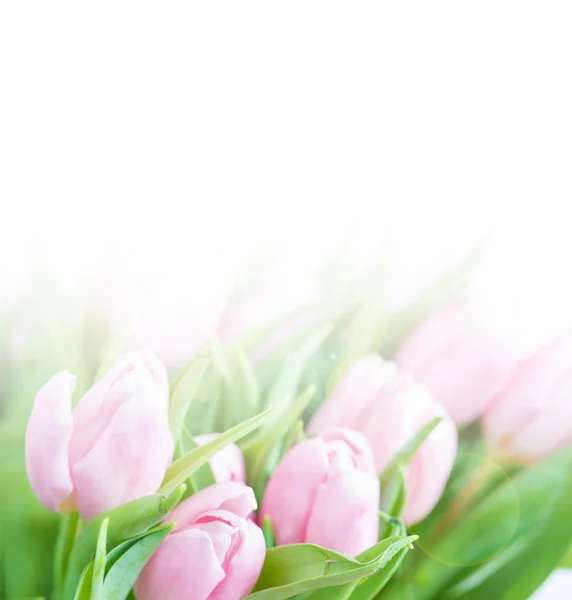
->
[53,511,80,600]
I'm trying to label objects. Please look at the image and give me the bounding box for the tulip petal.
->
[497,368,572,462]
[484,334,572,450]
[261,438,330,545]
[69,351,168,466]
[135,528,225,600]
[209,518,266,600]
[72,389,174,520]
[402,417,457,525]
[25,371,76,512]
[305,468,379,556]
[168,483,257,530]
[309,355,397,434]
[195,434,246,483]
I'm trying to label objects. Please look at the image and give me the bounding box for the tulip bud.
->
[135,482,265,600]
[396,306,516,425]
[25,350,174,520]
[194,434,246,483]
[309,355,457,525]
[260,428,379,556]
[483,334,572,463]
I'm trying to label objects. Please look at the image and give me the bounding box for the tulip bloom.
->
[483,334,572,462]
[260,428,379,556]
[135,482,265,600]
[25,351,174,520]
[194,434,246,483]
[309,355,457,525]
[396,306,516,425]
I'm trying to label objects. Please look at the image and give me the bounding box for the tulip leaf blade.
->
[160,405,275,496]
[378,417,442,492]
[90,518,109,600]
[243,385,316,493]
[264,324,333,409]
[101,523,174,600]
[169,350,211,439]
[72,561,94,600]
[381,446,572,600]
[246,536,417,600]
[63,487,184,600]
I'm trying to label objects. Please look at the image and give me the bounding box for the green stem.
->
[53,512,80,600]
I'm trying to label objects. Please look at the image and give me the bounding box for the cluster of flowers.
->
[24,306,572,599]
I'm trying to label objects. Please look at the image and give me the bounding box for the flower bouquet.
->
[1,246,571,600]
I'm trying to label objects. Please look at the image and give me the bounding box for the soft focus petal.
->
[168,482,257,530]
[490,368,572,462]
[397,306,516,424]
[309,355,397,434]
[194,434,246,483]
[261,438,330,545]
[402,416,458,524]
[72,389,174,520]
[135,528,225,600]
[483,333,572,461]
[25,371,76,512]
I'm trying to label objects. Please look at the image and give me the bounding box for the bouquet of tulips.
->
[1,247,571,600]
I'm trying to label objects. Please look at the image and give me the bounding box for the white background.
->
[1,3,571,596]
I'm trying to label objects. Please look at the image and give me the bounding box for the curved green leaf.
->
[101,523,173,600]
[246,536,417,600]
[63,486,185,600]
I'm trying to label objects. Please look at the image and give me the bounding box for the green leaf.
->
[0,461,60,599]
[63,486,185,600]
[380,239,486,357]
[90,518,108,600]
[380,464,407,532]
[383,446,572,600]
[443,450,572,600]
[246,536,418,600]
[560,540,572,568]
[169,350,211,439]
[181,433,217,492]
[160,406,275,496]
[328,262,387,390]
[101,523,174,600]
[72,561,94,600]
[243,385,315,487]
[264,325,333,409]
[378,417,442,490]
[303,535,414,600]
[262,516,276,549]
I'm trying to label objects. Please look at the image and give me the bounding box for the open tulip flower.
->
[25,350,174,520]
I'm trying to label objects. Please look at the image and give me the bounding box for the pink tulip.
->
[260,428,379,556]
[483,334,572,463]
[135,482,265,600]
[25,350,174,520]
[309,355,458,525]
[194,434,246,483]
[396,306,516,425]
